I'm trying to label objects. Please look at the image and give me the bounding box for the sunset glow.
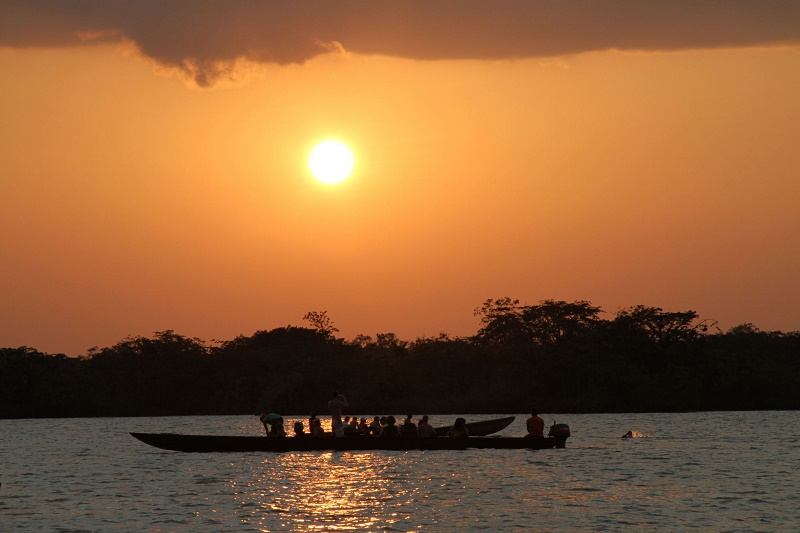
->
[1,2,799,355]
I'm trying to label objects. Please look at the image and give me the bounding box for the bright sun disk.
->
[309,141,354,184]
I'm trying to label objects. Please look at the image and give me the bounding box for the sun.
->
[309,140,354,184]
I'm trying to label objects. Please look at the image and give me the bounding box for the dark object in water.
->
[130,432,564,453]
[622,430,648,438]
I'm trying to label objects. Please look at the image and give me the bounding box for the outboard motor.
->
[548,422,571,448]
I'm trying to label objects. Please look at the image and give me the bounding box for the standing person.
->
[417,415,437,438]
[308,412,318,433]
[328,390,348,420]
[526,409,545,438]
[332,416,346,437]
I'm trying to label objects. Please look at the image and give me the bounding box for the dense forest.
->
[2,299,799,418]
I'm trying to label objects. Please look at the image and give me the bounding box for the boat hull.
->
[130,433,559,453]
[434,416,515,437]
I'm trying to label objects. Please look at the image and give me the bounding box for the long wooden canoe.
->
[434,416,515,437]
[130,432,560,452]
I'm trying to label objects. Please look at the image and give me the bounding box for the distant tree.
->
[349,334,373,348]
[695,319,720,334]
[375,332,407,351]
[474,298,603,346]
[475,297,522,322]
[83,330,211,416]
[215,326,330,356]
[473,297,528,345]
[614,306,702,345]
[408,332,452,348]
[303,310,340,341]
[520,300,603,345]
[90,330,209,361]
[726,323,761,335]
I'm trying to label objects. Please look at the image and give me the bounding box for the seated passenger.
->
[368,416,381,435]
[526,409,545,438]
[344,416,360,435]
[357,418,370,434]
[268,422,286,438]
[311,418,325,437]
[447,417,469,438]
[378,415,401,438]
[293,421,308,437]
[400,415,417,437]
[417,415,438,437]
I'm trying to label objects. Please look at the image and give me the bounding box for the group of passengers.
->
[259,390,471,438]
[263,413,453,438]
[260,397,548,440]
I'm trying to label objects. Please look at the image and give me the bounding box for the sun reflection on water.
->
[234,451,420,531]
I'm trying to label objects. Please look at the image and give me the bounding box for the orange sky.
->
[2,2,800,354]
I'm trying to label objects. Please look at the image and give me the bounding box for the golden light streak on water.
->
[233,449,418,531]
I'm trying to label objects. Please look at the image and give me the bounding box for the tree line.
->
[2,300,798,418]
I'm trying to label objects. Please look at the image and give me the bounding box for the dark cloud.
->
[2,0,799,86]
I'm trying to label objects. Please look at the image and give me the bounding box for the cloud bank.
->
[2,0,799,86]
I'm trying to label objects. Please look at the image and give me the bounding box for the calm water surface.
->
[2,412,798,531]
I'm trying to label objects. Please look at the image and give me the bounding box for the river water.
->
[1,411,798,531]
